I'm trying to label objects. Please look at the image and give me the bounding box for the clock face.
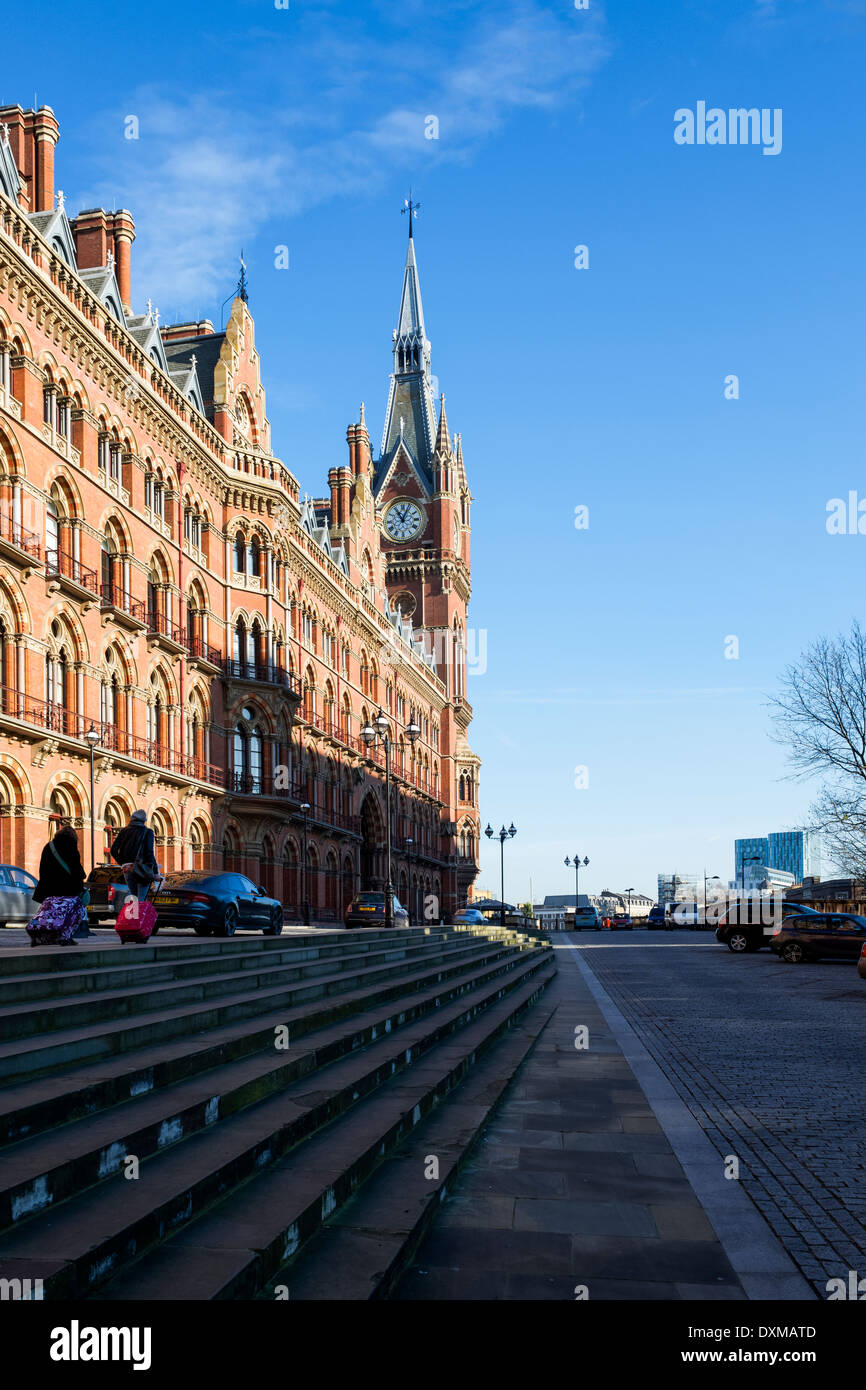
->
[384,500,423,542]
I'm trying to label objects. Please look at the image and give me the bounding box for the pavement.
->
[394,933,816,1301]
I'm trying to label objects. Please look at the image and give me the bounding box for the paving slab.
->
[392,950,776,1300]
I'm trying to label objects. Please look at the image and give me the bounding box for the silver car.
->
[0,864,38,926]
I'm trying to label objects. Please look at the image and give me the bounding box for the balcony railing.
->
[228,770,359,832]
[147,610,187,647]
[221,658,300,693]
[0,685,224,787]
[0,511,41,559]
[45,548,100,595]
[189,635,222,667]
[100,582,146,623]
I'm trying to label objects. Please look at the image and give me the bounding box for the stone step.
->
[0,929,452,1006]
[0,935,520,1082]
[262,1003,556,1300]
[0,933,461,1040]
[0,927,426,978]
[93,964,556,1300]
[0,951,554,1299]
[0,942,545,1227]
[0,940,540,1149]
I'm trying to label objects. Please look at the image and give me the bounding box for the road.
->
[570,929,866,1296]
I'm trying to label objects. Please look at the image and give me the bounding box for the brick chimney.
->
[0,105,60,213]
[111,210,135,314]
[70,208,111,272]
[33,107,59,213]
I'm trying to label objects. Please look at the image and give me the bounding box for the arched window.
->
[233,618,249,675]
[233,533,246,573]
[45,500,60,562]
[45,619,72,729]
[233,706,266,794]
[249,536,261,577]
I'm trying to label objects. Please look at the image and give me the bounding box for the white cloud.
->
[72,3,611,311]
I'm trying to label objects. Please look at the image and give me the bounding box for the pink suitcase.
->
[115,896,158,943]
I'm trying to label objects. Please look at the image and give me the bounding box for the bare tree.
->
[771,622,866,875]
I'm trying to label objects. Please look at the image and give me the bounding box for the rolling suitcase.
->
[115,892,159,944]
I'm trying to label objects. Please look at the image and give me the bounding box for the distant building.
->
[595,889,655,919]
[535,893,591,930]
[657,873,700,907]
[734,831,821,888]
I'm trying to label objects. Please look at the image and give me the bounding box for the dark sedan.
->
[344,892,409,929]
[770,912,866,964]
[151,872,284,936]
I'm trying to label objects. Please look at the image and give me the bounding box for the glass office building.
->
[734,831,821,888]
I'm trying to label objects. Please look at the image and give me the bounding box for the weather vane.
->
[402,193,421,237]
[238,250,248,304]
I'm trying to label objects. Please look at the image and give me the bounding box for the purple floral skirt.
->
[26,895,82,945]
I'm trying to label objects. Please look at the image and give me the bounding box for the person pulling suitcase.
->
[110,810,161,944]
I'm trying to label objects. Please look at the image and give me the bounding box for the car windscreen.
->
[353,893,383,905]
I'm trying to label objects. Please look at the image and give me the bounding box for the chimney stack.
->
[111,210,135,314]
[70,208,111,271]
[33,107,59,213]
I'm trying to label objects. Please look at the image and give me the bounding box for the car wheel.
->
[264,908,283,936]
[217,904,238,938]
[727,931,751,953]
[193,925,212,937]
[781,941,805,964]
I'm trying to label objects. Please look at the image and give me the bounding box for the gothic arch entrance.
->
[359,793,384,891]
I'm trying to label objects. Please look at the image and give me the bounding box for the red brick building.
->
[0,103,481,921]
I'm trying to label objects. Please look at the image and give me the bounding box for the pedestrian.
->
[27,824,87,947]
[110,809,160,903]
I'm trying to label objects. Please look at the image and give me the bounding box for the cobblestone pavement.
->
[573,931,866,1297]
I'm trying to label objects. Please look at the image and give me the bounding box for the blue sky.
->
[7,0,866,901]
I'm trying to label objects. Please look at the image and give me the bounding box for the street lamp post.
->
[405,837,414,925]
[703,872,720,928]
[564,854,590,927]
[486,822,517,927]
[300,802,311,925]
[80,725,100,941]
[85,724,100,873]
[741,855,761,895]
[361,709,420,930]
[625,887,634,919]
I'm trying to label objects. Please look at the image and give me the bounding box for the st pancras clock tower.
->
[373,200,480,905]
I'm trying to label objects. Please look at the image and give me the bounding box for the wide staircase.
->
[0,924,555,1300]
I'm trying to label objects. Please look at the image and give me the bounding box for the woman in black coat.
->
[28,825,87,946]
[33,825,86,902]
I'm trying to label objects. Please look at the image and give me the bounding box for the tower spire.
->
[434,393,451,457]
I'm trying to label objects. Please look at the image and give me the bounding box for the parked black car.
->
[716,902,819,953]
[344,891,409,929]
[151,872,284,936]
[770,912,866,964]
[647,905,666,928]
